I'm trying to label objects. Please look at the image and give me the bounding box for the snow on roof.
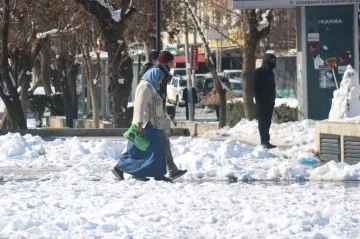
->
[76,51,109,61]
[266,49,297,57]
[223,69,242,72]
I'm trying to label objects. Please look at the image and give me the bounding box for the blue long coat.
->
[117,123,166,178]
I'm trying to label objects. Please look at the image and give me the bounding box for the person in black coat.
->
[182,87,198,120]
[138,50,159,79]
[253,53,277,149]
[139,50,173,108]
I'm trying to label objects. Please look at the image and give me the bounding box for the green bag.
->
[123,124,150,151]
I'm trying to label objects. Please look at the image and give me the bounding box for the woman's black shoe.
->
[169,169,188,180]
[154,176,173,182]
[130,175,150,182]
[111,166,124,180]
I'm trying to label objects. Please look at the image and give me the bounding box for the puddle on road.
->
[1,176,359,188]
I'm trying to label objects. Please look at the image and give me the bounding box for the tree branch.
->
[30,39,45,67]
[121,0,130,21]
[75,0,135,27]
[75,0,113,27]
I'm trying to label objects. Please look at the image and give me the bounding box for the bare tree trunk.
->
[0,0,26,129]
[32,55,41,92]
[18,50,32,121]
[1,49,18,129]
[67,57,79,120]
[50,45,62,93]
[241,9,273,120]
[106,39,133,128]
[11,49,19,86]
[242,43,257,120]
[40,43,53,96]
[0,110,12,129]
[55,49,73,128]
[60,55,73,128]
[143,36,156,59]
[17,40,44,123]
[51,68,62,93]
[185,0,226,127]
[76,0,136,128]
[81,44,100,128]
[89,80,100,128]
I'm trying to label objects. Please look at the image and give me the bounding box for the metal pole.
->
[219,35,222,72]
[81,65,86,116]
[137,54,141,84]
[101,61,106,119]
[156,0,161,52]
[191,2,197,89]
[184,8,194,121]
[86,77,91,117]
[216,40,219,73]
[105,60,110,118]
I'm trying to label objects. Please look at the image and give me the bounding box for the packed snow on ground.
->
[1,108,360,237]
[1,178,359,238]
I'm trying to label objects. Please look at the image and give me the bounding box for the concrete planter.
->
[46,116,113,129]
[176,122,219,136]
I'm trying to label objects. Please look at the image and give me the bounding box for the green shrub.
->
[225,101,298,127]
[226,101,245,127]
[48,94,64,116]
[273,103,298,123]
[28,95,49,127]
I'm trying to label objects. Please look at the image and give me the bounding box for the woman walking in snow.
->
[111,68,172,182]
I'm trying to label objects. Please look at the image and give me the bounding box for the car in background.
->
[201,76,231,98]
[229,79,242,97]
[170,68,187,77]
[223,69,242,81]
[166,76,187,106]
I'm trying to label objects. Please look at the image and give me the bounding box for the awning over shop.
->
[173,55,206,64]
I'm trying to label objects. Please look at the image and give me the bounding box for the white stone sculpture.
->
[328,65,360,121]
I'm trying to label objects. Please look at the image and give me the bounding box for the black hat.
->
[149,50,159,61]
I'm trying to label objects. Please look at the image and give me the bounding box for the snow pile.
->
[310,161,360,181]
[0,120,359,182]
[202,119,316,153]
[0,133,40,161]
[329,65,360,121]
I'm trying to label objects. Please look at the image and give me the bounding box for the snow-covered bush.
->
[273,104,298,123]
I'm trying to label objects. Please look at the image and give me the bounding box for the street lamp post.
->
[156,0,161,52]
[184,8,194,121]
